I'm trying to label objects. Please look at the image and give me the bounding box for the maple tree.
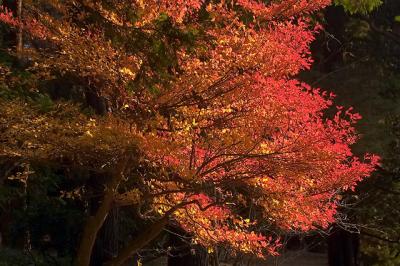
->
[0,0,379,265]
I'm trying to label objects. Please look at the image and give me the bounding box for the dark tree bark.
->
[90,205,119,265]
[328,226,359,266]
[104,216,169,266]
[16,0,23,58]
[76,157,130,266]
[167,227,204,266]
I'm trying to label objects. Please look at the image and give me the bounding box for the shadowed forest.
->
[0,0,400,266]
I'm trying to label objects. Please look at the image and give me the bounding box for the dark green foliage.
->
[0,166,85,265]
[356,116,400,265]
[335,0,382,14]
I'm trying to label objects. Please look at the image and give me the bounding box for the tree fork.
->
[104,201,193,266]
[104,215,169,266]
[76,157,130,266]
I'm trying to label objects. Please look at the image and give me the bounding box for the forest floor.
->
[144,250,328,266]
[263,250,327,266]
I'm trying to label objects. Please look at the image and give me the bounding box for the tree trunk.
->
[76,158,129,266]
[76,189,115,266]
[16,0,23,58]
[104,216,169,266]
[91,207,119,265]
[328,226,359,266]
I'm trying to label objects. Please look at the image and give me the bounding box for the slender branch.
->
[362,231,400,244]
[368,20,400,46]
